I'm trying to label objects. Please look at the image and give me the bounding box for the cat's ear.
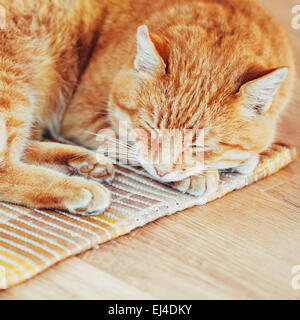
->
[134,25,170,75]
[238,67,288,115]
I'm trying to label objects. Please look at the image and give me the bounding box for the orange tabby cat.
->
[0,0,294,214]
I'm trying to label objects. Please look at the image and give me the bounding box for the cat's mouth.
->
[142,166,188,183]
[137,155,199,183]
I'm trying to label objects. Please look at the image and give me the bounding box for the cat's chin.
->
[138,161,194,183]
[152,174,189,184]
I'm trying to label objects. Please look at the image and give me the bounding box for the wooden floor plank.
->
[264,177,300,210]
[79,187,300,299]
[0,257,155,300]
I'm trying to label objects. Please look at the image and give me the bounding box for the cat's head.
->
[108,25,288,182]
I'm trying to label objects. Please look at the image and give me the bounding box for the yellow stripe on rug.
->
[0,143,297,289]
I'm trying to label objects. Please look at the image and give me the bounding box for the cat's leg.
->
[0,118,111,215]
[0,164,111,215]
[170,169,219,197]
[0,6,112,215]
[23,141,114,182]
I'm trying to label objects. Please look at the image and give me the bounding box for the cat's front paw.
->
[170,169,219,197]
[68,152,114,183]
[64,178,111,215]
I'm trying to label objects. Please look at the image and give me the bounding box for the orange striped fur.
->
[0,0,295,212]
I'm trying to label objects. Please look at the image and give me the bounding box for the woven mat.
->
[0,143,297,289]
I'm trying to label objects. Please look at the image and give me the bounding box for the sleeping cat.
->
[0,0,294,215]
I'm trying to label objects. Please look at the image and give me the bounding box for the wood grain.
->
[0,0,299,300]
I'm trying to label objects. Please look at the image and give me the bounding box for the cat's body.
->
[0,0,294,214]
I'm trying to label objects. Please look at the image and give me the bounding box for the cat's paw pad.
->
[170,170,219,197]
[64,181,111,216]
[68,152,114,183]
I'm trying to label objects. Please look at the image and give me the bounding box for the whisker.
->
[105,154,140,165]
[104,137,136,151]
[104,152,138,159]
[85,130,141,166]
[105,155,138,161]
[98,149,137,157]
[99,149,137,156]
[86,130,137,150]
[101,146,136,154]
[103,154,138,160]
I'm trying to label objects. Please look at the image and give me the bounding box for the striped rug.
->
[0,143,296,289]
